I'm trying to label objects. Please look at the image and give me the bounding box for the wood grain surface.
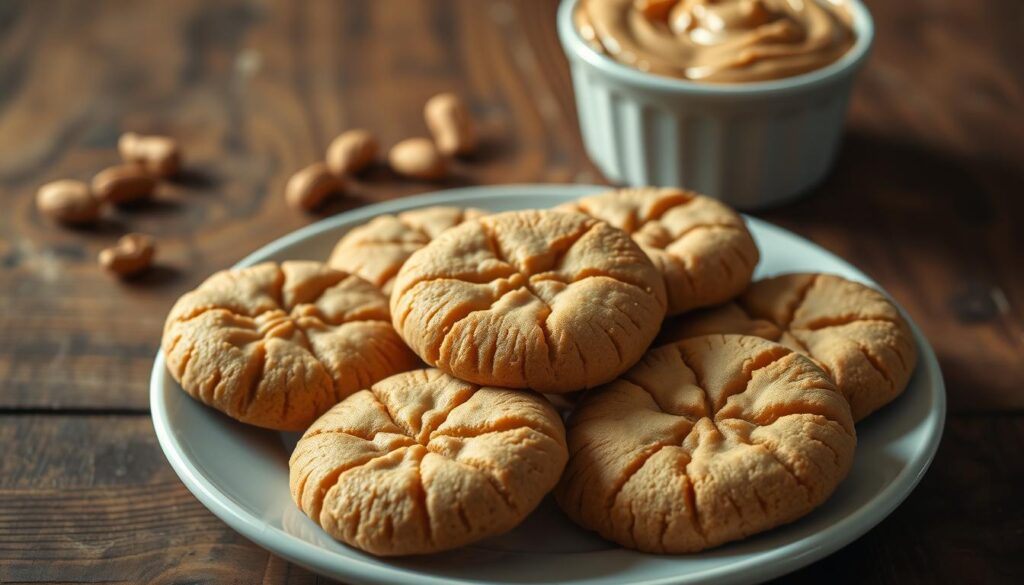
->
[0,0,1021,583]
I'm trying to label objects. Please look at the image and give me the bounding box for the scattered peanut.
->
[118,132,182,178]
[36,180,101,225]
[99,233,156,277]
[326,129,378,176]
[388,138,447,180]
[92,164,157,204]
[286,162,345,211]
[424,93,477,157]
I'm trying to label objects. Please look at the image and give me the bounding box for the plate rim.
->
[151,183,946,585]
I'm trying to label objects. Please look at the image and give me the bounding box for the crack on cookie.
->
[450,457,517,512]
[268,265,286,310]
[395,269,518,307]
[417,383,476,441]
[573,337,591,382]
[424,295,495,363]
[717,391,846,430]
[801,423,844,467]
[303,449,394,520]
[782,274,818,329]
[664,250,699,300]
[548,220,602,275]
[751,484,770,521]
[618,379,703,424]
[174,344,195,386]
[681,473,707,544]
[707,344,790,416]
[751,438,814,503]
[431,417,561,446]
[366,386,416,439]
[302,321,400,399]
[559,438,605,520]
[479,218,506,267]
[167,304,219,326]
[202,368,223,405]
[718,250,735,283]
[163,331,183,360]
[720,488,746,533]
[610,298,646,333]
[293,303,391,329]
[854,340,894,390]
[412,454,435,547]
[606,327,626,365]
[566,268,659,296]
[604,442,672,521]
[671,222,745,243]
[302,426,387,443]
[672,345,714,421]
[519,282,558,371]
[646,192,697,223]
[653,493,670,553]
[455,497,472,533]
[797,315,900,332]
[280,360,293,423]
[782,330,816,360]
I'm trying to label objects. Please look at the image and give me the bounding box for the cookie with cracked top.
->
[659,273,918,421]
[556,334,856,553]
[289,368,568,556]
[390,209,668,393]
[162,261,420,431]
[559,187,759,315]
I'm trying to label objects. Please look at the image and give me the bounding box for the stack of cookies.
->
[162,187,918,556]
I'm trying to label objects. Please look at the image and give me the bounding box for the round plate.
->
[151,184,945,585]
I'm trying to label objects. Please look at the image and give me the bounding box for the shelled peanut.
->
[98,233,156,277]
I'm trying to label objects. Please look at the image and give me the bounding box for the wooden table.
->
[1,0,1021,582]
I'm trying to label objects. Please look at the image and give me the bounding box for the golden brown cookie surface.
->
[556,335,855,553]
[162,261,419,431]
[559,187,759,315]
[391,210,668,393]
[660,273,918,421]
[289,368,568,556]
[327,206,488,294]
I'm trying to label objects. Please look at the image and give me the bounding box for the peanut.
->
[36,179,101,225]
[286,162,345,211]
[388,138,447,180]
[99,233,156,276]
[92,164,157,204]
[424,93,477,157]
[118,132,181,178]
[326,129,378,176]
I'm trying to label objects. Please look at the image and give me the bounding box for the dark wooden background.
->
[1,0,1021,582]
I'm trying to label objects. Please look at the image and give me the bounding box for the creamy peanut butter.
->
[574,0,856,83]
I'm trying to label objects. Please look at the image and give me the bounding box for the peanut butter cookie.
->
[660,273,918,421]
[559,187,759,315]
[391,210,668,393]
[556,334,856,553]
[327,206,487,294]
[162,261,419,431]
[289,368,568,556]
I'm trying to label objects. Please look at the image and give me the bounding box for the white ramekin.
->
[557,0,874,209]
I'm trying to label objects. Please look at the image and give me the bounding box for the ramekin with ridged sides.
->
[557,0,874,209]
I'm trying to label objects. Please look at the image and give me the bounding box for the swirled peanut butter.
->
[574,0,856,83]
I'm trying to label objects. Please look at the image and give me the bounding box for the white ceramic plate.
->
[151,185,945,585]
